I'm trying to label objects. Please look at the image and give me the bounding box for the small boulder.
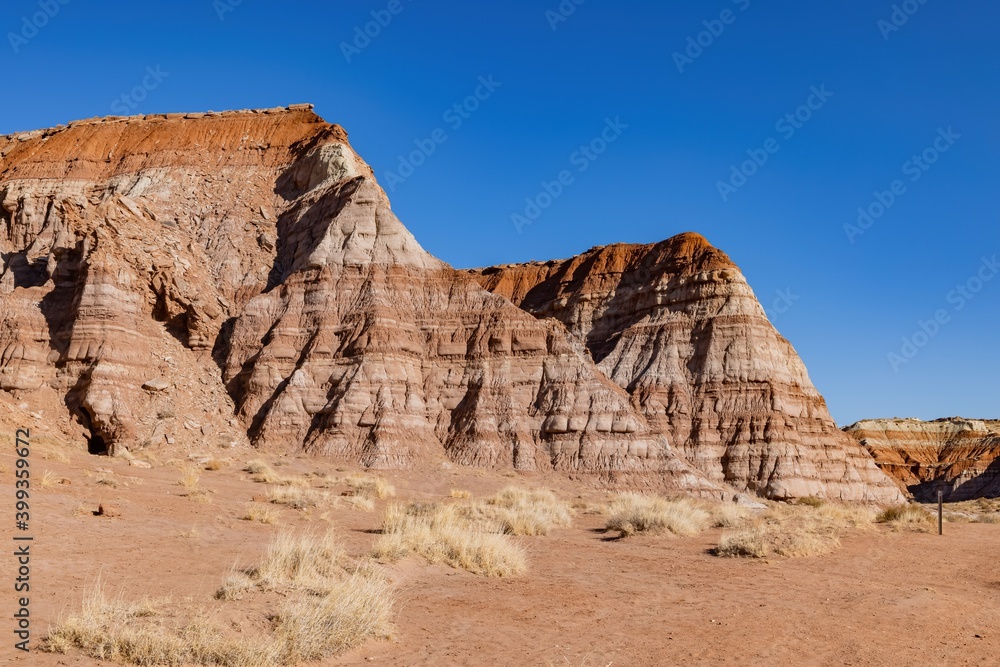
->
[142,379,170,392]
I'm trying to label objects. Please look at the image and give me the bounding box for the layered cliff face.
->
[0,108,718,495]
[845,418,1000,501]
[469,238,904,503]
[0,107,335,453]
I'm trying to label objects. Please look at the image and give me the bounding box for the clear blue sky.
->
[2,1,997,425]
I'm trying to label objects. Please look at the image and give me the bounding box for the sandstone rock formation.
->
[0,107,715,495]
[0,106,902,501]
[845,418,1000,501]
[469,238,904,503]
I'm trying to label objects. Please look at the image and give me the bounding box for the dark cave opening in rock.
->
[87,431,108,455]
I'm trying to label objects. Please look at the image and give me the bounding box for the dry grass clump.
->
[342,475,395,500]
[716,503,871,558]
[876,504,934,531]
[245,460,307,487]
[940,497,1000,524]
[450,489,472,499]
[275,565,394,662]
[248,531,346,593]
[462,487,574,536]
[605,494,712,537]
[177,468,213,503]
[716,525,771,558]
[243,504,279,525]
[178,468,200,490]
[796,495,826,508]
[372,502,526,577]
[698,500,754,528]
[338,495,376,512]
[49,530,393,665]
[267,486,329,510]
[43,584,274,666]
[204,459,225,471]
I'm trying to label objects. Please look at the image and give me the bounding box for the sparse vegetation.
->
[43,584,271,666]
[178,468,213,503]
[178,468,200,490]
[243,504,279,525]
[715,503,872,559]
[337,495,376,512]
[372,501,527,577]
[461,487,574,536]
[245,460,308,487]
[267,486,329,510]
[450,489,472,499]
[342,475,395,500]
[605,494,712,538]
[47,531,394,666]
[876,504,934,532]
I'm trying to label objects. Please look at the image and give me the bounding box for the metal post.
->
[938,490,943,536]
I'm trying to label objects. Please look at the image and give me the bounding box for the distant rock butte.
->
[469,237,904,502]
[1,107,903,501]
[845,418,1000,501]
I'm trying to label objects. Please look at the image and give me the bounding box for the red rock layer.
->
[845,418,1000,501]
[469,238,904,503]
[0,109,718,495]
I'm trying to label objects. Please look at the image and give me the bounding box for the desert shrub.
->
[372,502,526,577]
[605,494,712,537]
[342,475,395,500]
[462,487,574,536]
[49,530,392,665]
[242,504,279,525]
[694,500,753,528]
[275,565,393,662]
[338,495,376,512]
[44,584,276,666]
[267,486,329,509]
[250,531,345,593]
[245,461,307,487]
[876,504,934,531]
[716,525,770,558]
[715,503,870,558]
[178,468,200,490]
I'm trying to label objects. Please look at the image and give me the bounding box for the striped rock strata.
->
[0,108,717,495]
[846,418,1000,501]
[469,238,904,503]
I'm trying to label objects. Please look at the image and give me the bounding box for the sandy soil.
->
[1,442,998,667]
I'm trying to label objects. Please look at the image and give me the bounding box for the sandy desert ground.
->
[2,441,998,667]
